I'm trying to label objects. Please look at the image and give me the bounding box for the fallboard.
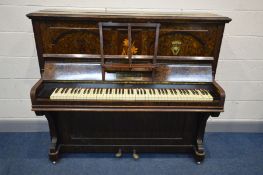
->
[43,61,212,82]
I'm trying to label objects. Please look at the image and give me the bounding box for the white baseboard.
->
[0,118,263,133]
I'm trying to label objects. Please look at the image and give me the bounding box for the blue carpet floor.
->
[0,132,262,175]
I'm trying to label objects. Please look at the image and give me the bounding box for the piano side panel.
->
[43,62,212,82]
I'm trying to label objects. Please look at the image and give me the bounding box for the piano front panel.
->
[55,111,198,146]
[40,21,100,54]
[38,20,219,57]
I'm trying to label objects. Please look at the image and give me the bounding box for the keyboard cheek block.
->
[27,10,230,163]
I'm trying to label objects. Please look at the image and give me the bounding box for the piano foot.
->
[132,149,139,160]
[49,150,59,163]
[48,137,59,162]
[52,161,56,165]
[194,149,205,164]
[115,148,122,158]
[193,141,205,164]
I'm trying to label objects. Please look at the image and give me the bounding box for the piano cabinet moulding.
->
[27,10,231,164]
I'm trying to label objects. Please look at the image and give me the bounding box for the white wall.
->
[0,0,263,131]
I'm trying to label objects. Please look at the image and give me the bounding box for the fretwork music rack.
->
[99,22,160,81]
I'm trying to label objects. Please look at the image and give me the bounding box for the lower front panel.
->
[52,112,200,147]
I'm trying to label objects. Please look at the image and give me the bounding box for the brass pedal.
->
[132,149,139,160]
[115,148,122,158]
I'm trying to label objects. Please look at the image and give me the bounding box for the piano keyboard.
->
[50,88,213,101]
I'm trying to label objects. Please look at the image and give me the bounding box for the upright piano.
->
[27,10,231,163]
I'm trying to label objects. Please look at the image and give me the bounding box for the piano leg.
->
[193,114,209,164]
[45,113,59,162]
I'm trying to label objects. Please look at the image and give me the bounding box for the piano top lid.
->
[27,9,231,23]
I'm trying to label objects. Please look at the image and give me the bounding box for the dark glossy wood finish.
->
[27,10,230,163]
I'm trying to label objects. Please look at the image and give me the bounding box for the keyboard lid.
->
[43,62,212,82]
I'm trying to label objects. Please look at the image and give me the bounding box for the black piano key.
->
[73,88,77,93]
[61,88,65,93]
[65,88,69,93]
[84,88,87,94]
[55,88,59,93]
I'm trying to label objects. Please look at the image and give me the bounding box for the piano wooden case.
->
[27,10,231,163]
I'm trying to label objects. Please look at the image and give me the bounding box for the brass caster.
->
[52,161,56,165]
[196,161,201,165]
[132,149,139,160]
[115,149,122,158]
